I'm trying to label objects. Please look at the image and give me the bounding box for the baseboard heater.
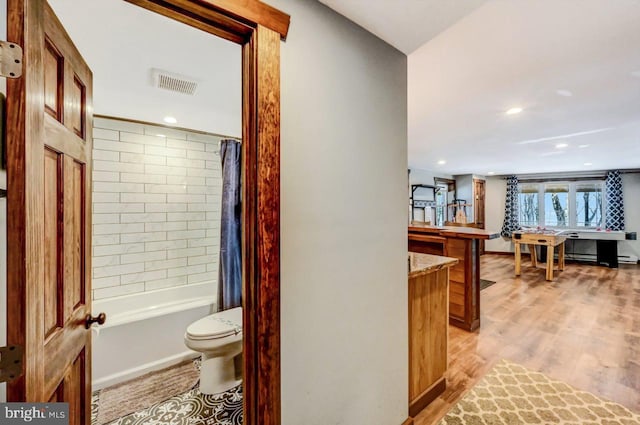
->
[563,253,639,264]
[558,231,637,268]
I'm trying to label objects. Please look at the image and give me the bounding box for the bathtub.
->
[91,281,215,390]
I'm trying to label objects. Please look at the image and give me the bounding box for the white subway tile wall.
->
[91,117,225,300]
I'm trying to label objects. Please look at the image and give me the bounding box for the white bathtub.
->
[91,281,215,390]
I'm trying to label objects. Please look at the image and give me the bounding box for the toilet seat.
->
[186,307,242,340]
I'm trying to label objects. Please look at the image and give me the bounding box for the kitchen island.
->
[408,252,458,418]
[408,223,499,331]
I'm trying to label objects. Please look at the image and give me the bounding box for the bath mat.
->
[438,359,640,424]
[93,359,200,425]
[480,279,496,291]
[104,384,243,425]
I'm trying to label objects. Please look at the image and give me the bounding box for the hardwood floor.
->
[414,254,640,424]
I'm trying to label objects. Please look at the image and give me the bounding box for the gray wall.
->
[454,174,474,222]
[410,168,454,186]
[270,0,409,423]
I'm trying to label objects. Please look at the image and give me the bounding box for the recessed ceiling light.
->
[488,171,495,175]
[437,160,446,165]
[584,162,593,166]
[578,144,589,148]
[506,107,523,115]
[163,116,177,124]
[556,89,573,97]
[156,134,166,138]
[555,143,568,149]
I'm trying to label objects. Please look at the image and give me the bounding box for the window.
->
[575,183,603,227]
[517,180,605,228]
[518,184,539,226]
[544,184,569,227]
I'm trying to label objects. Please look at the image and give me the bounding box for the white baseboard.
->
[92,350,200,391]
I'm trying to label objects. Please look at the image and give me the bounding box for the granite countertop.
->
[408,252,458,279]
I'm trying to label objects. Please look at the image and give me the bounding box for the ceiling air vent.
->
[151,68,198,95]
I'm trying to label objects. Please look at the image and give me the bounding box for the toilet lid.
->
[186,307,242,340]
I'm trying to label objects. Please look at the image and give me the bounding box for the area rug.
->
[480,279,496,291]
[439,359,640,425]
[93,360,200,425]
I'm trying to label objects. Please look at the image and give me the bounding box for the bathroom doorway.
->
[87,115,243,424]
[4,1,287,424]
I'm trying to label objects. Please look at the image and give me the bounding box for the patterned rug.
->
[439,360,640,425]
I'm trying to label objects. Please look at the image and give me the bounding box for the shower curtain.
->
[218,139,242,311]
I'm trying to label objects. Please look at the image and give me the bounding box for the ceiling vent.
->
[151,68,198,95]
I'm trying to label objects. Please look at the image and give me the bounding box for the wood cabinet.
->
[408,253,457,418]
[408,224,499,331]
[446,238,477,327]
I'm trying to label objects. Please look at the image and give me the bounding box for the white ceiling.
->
[317,0,487,54]
[45,1,640,175]
[322,0,640,175]
[49,0,241,137]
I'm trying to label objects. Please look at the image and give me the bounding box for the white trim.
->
[92,350,200,391]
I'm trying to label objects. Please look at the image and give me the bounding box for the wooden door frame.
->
[6,1,289,425]
[123,3,289,425]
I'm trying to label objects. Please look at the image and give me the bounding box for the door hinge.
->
[0,345,24,383]
[0,41,23,78]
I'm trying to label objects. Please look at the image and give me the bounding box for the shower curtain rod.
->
[215,138,242,156]
[218,138,242,147]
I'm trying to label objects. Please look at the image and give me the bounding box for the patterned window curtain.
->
[501,175,520,237]
[605,170,625,231]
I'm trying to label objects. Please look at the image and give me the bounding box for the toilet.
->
[184,306,243,394]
